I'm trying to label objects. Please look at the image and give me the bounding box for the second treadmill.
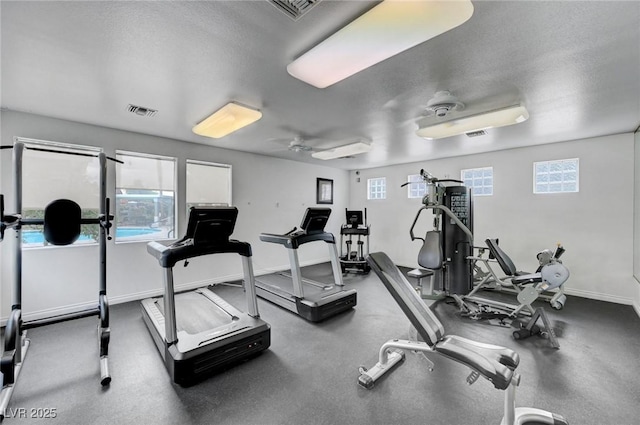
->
[256,208,357,322]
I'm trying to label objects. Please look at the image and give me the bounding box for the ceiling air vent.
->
[127,104,157,117]
[268,0,321,21]
[466,130,487,138]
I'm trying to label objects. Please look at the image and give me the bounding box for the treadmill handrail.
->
[259,231,335,249]
[147,239,253,268]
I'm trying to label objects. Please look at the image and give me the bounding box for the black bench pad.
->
[512,272,542,286]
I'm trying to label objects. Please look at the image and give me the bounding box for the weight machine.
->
[470,239,568,311]
[1,141,115,420]
[402,170,474,297]
[403,170,569,347]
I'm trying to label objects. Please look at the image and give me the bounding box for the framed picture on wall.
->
[316,178,333,204]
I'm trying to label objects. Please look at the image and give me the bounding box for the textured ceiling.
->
[1,1,639,170]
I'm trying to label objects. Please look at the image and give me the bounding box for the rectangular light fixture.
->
[192,102,262,139]
[416,105,530,140]
[312,141,372,160]
[287,0,474,88]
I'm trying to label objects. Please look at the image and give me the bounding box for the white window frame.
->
[186,159,232,211]
[533,158,579,194]
[407,174,427,199]
[461,167,493,197]
[17,137,102,249]
[367,177,386,200]
[115,150,177,243]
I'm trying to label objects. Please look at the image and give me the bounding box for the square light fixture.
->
[192,102,262,139]
[287,0,474,88]
[312,141,372,160]
[416,105,530,140]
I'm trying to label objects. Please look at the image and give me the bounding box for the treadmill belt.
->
[156,291,233,335]
[257,273,331,297]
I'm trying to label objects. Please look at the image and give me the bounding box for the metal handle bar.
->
[409,206,427,242]
[1,144,123,164]
[409,205,474,246]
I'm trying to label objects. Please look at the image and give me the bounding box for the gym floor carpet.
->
[3,263,639,424]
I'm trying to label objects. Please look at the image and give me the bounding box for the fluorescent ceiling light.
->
[416,105,530,140]
[312,141,372,160]
[287,0,474,88]
[193,102,262,139]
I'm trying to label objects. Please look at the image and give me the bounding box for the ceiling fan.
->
[266,135,317,155]
[286,137,314,153]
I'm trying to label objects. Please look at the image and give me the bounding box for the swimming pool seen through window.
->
[115,151,177,242]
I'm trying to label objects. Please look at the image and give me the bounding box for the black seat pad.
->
[512,272,542,285]
[434,335,519,390]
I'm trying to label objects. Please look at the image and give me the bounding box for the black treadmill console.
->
[259,208,335,249]
[148,206,252,268]
[300,208,331,235]
[345,210,364,228]
[183,207,237,245]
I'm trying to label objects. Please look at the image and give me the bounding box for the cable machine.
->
[404,170,473,296]
[403,170,570,347]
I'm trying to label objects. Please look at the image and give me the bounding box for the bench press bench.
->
[358,252,568,425]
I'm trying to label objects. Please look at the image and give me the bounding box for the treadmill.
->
[141,207,271,386]
[255,207,357,322]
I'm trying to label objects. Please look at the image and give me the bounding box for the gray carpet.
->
[3,263,640,424]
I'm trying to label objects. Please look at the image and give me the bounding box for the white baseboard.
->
[1,257,328,326]
[563,288,634,305]
[633,301,640,319]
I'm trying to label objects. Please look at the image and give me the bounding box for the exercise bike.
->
[339,209,370,274]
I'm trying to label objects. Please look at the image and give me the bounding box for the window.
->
[534,158,579,194]
[461,167,493,196]
[186,160,232,210]
[115,151,177,242]
[407,174,427,198]
[19,138,102,248]
[367,177,386,200]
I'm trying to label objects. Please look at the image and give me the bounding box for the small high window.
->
[407,174,427,199]
[367,177,386,200]
[461,167,493,196]
[534,159,579,194]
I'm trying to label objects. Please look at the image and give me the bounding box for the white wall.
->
[0,110,349,321]
[350,133,636,304]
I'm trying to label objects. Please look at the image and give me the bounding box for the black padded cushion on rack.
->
[44,199,81,246]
